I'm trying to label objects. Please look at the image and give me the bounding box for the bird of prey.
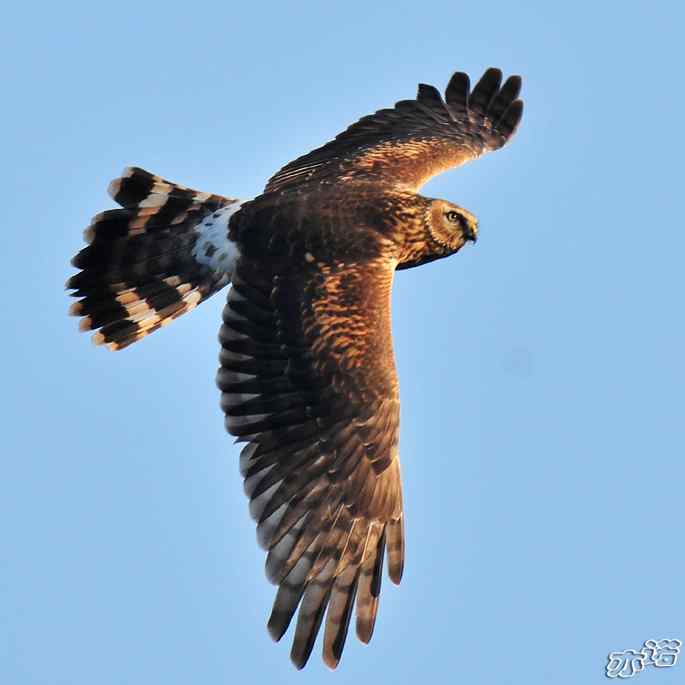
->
[67,67,523,669]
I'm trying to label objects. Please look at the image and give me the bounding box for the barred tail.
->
[67,167,245,350]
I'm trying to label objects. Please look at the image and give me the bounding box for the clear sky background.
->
[2,2,684,683]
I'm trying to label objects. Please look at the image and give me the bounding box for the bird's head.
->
[428,199,478,250]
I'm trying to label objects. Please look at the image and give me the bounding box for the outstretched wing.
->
[265,67,522,194]
[218,253,404,669]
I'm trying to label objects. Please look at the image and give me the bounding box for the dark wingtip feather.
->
[445,71,470,113]
[267,579,305,642]
[460,68,524,150]
[499,99,524,139]
[482,67,504,85]
[416,83,444,106]
[469,67,503,118]
[489,75,522,123]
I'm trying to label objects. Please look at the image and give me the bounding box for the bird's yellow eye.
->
[445,210,460,223]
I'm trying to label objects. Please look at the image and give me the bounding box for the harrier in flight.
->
[68,67,523,669]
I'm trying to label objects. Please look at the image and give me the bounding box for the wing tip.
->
[388,565,404,585]
[356,622,375,644]
[322,652,341,670]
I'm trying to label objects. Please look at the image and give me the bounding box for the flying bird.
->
[67,67,523,669]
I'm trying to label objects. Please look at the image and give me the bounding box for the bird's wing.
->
[265,67,522,194]
[218,253,404,669]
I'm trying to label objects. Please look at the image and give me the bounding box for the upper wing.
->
[218,253,404,669]
[265,67,522,194]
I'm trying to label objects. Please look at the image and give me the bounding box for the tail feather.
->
[67,167,244,350]
[108,166,227,210]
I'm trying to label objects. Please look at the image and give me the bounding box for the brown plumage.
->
[66,67,523,668]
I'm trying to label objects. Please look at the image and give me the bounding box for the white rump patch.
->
[192,201,247,275]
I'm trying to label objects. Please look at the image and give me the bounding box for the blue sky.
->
[2,1,684,683]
